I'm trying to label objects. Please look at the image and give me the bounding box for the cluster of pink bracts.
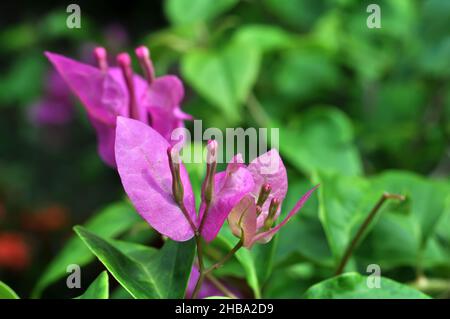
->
[46,47,317,246]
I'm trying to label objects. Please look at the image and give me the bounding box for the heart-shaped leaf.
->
[276,107,363,177]
[304,272,430,299]
[74,226,195,299]
[317,173,379,264]
[182,42,261,121]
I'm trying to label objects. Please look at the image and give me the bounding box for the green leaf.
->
[74,226,195,299]
[232,24,294,52]
[0,281,20,299]
[273,51,342,100]
[355,171,450,270]
[0,52,45,106]
[165,0,238,25]
[276,214,334,267]
[263,0,327,30]
[76,271,109,299]
[276,107,363,177]
[317,173,378,263]
[111,240,158,265]
[33,201,142,297]
[356,212,421,269]
[217,227,262,298]
[182,42,261,121]
[275,178,333,267]
[304,273,430,299]
[371,171,450,244]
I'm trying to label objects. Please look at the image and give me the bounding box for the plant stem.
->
[191,234,205,299]
[247,93,270,127]
[178,202,205,299]
[335,192,405,275]
[409,276,450,296]
[191,204,211,299]
[205,240,243,274]
[205,273,238,299]
[179,202,197,235]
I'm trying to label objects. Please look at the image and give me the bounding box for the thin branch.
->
[205,273,238,299]
[335,192,405,275]
[191,234,205,299]
[205,240,243,274]
[246,93,270,128]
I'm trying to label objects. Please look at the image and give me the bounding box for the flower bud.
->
[93,47,108,72]
[201,140,218,205]
[256,183,271,207]
[263,197,281,230]
[167,146,184,206]
[135,45,155,84]
[117,52,138,120]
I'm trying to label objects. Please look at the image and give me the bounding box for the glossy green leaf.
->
[165,0,238,25]
[76,271,109,299]
[33,201,142,297]
[75,226,195,299]
[304,272,430,299]
[182,42,260,121]
[0,281,20,299]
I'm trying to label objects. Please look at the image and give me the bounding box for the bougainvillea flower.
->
[28,70,74,126]
[227,150,318,247]
[228,186,318,247]
[45,45,191,167]
[115,117,197,241]
[246,150,288,228]
[115,117,253,242]
[199,152,255,242]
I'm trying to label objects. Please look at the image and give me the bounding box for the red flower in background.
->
[21,204,69,232]
[0,232,30,271]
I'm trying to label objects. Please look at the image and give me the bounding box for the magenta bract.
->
[115,117,197,241]
[45,48,190,167]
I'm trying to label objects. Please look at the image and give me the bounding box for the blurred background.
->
[0,0,449,298]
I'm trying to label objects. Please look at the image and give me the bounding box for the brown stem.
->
[335,192,405,275]
[205,273,238,299]
[205,240,243,274]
